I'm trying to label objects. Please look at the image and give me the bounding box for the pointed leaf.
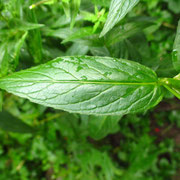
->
[88,115,122,140]
[0,32,27,76]
[70,0,81,28]
[105,17,154,46]
[0,56,163,115]
[26,8,43,63]
[173,20,180,72]
[10,18,44,31]
[62,0,70,18]
[100,0,140,37]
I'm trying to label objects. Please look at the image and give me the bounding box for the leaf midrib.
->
[0,79,158,86]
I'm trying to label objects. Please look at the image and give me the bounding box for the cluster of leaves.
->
[0,0,180,179]
[1,99,180,179]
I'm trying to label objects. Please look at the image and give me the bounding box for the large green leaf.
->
[100,0,140,37]
[0,56,163,115]
[172,20,180,72]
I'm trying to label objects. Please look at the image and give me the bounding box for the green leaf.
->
[122,135,163,180]
[105,17,154,46]
[62,27,94,43]
[26,8,43,64]
[0,111,35,133]
[70,0,81,28]
[13,32,28,68]
[9,18,44,31]
[62,0,70,18]
[164,0,180,14]
[100,0,140,37]
[0,32,28,76]
[172,20,180,72]
[0,56,163,115]
[88,115,122,140]
[43,27,78,40]
[66,43,89,55]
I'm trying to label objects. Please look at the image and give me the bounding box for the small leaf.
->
[43,27,78,40]
[62,0,70,18]
[26,9,43,64]
[70,0,81,28]
[0,111,35,133]
[100,0,140,37]
[0,56,163,115]
[0,32,28,76]
[105,17,154,46]
[66,43,89,55]
[172,20,180,72]
[9,18,44,31]
[14,32,28,67]
[62,27,94,43]
[88,115,122,140]
[92,0,111,7]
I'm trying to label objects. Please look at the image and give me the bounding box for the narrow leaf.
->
[62,0,70,18]
[70,0,81,28]
[10,18,44,31]
[0,32,28,76]
[0,56,163,115]
[100,0,140,37]
[14,32,28,67]
[26,8,43,64]
[173,20,180,71]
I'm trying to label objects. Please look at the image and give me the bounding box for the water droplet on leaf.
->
[172,49,178,63]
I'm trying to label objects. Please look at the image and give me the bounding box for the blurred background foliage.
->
[0,0,180,179]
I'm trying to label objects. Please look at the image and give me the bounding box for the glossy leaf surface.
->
[100,0,140,37]
[0,56,163,115]
[173,20,180,72]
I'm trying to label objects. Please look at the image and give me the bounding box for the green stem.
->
[158,78,180,99]
[29,0,50,9]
